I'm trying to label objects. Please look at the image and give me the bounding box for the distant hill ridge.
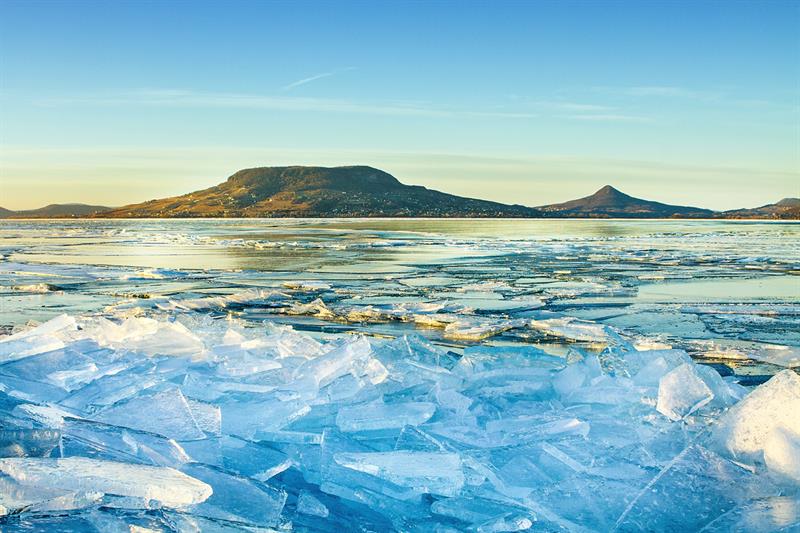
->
[722,198,800,220]
[2,166,797,219]
[0,203,113,219]
[95,165,541,218]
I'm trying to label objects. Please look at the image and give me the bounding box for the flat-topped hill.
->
[97,166,541,218]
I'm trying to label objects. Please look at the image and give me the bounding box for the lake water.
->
[0,218,799,530]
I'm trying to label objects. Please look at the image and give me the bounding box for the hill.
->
[97,166,542,218]
[537,185,714,218]
[0,204,113,218]
[721,198,800,220]
[3,170,796,220]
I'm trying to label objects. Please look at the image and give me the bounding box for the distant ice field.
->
[2,219,797,376]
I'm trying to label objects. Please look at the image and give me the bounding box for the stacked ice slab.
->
[0,313,798,532]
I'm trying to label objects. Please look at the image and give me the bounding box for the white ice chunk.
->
[2,314,76,341]
[0,314,76,362]
[93,388,205,441]
[333,451,464,496]
[656,363,714,421]
[443,318,522,341]
[631,349,693,386]
[293,337,373,388]
[158,288,289,311]
[12,403,78,428]
[764,428,800,484]
[552,355,602,398]
[485,416,589,443]
[711,370,800,464]
[88,317,204,357]
[695,363,744,408]
[286,298,336,319]
[0,457,211,513]
[264,323,325,359]
[529,317,612,342]
[283,280,331,291]
[336,400,436,432]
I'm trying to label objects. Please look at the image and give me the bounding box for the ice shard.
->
[336,399,436,432]
[333,451,465,496]
[0,457,211,513]
[656,363,714,421]
[92,388,206,441]
[710,369,800,465]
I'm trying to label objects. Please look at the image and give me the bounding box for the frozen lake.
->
[2,219,798,376]
[0,219,798,531]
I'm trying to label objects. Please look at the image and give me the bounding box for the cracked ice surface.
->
[0,219,798,531]
[0,313,797,531]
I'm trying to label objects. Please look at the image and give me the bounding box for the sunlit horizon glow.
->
[1,1,798,211]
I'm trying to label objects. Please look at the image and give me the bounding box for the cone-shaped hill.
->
[537,185,714,218]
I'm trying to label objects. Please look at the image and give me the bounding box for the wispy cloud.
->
[505,96,614,113]
[538,101,614,112]
[590,85,713,100]
[596,85,780,109]
[283,72,336,91]
[503,96,648,121]
[551,102,612,112]
[624,86,704,98]
[37,89,539,120]
[282,67,357,91]
[564,113,649,122]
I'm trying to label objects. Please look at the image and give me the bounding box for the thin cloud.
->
[625,86,702,98]
[594,85,791,111]
[552,102,612,112]
[506,97,614,113]
[536,100,614,112]
[282,72,335,91]
[37,89,539,120]
[282,67,357,91]
[565,113,649,122]
[503,97,642,120]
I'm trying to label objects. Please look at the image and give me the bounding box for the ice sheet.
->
[1,218,799,530]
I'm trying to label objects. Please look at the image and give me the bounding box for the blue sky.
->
[1,0,798,210]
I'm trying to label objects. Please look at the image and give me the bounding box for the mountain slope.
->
[0,204,113,218]
[537,185,714,218]
[98,166,541,218]
[721,198,800,220]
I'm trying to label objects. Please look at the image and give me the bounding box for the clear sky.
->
[1,0,798,210]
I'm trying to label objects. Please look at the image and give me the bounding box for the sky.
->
[1,0,798,211]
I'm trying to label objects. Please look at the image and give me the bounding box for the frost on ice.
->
[0,312,798,531]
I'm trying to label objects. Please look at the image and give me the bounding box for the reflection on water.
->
[2,218,798,272]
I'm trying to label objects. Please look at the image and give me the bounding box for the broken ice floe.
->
[0,313,798,530]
